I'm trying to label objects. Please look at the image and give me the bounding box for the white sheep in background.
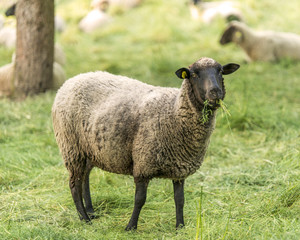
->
[55,15,67,33]
[220,21,300,62]
[0,24,16,48]
[189,0,243,23]
[91,0,142,11]
[4,3,67,34]
[0,0,16,9]
[0,62,66,97]
[0,62,14,97]
[0,46,66,97]
[53,43,66,67]
[79,0,112,33]
[0,15,4,29]
[0,12,16,49]
[51,62,67,90]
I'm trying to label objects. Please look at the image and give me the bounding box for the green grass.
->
[0,0,299,239]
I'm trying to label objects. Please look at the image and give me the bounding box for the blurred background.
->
[0,0,299,239]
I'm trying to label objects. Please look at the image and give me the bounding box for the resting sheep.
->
[0,46,66,97]
[220,21,300,62]
[5,3,67,34]
[189,0,243,24]
[52,57,239,230]
[0,15,16,49]
[91,0,142,11]
[0,15,4,29]
[0,62,14,97]
[79,0,112,33]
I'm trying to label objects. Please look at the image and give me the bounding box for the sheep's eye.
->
[191,73,197,78]
[219,68,223,75]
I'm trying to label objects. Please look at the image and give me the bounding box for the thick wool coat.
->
[52,71,216,181]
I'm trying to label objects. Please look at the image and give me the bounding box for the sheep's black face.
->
[188,59,225,109]
[176,57,240,109]
[220,21,244,45]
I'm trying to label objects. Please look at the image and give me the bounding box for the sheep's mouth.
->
[206,99,221,109]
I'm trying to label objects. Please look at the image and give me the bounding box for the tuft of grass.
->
[201,100,213,124]
[201,99,231,125]
[221,205,232,240]
[195,186,204,240]
[269,184,300,214]
[218,99,231,117]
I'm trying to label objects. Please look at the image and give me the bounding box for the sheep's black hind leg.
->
[82,166,96,218]
[173,179,185,229]
[70,174,91,222]
[125,177,149,231]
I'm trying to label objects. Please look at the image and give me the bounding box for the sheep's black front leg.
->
[173,179,185,229]
[125,177,149,231]
[69,175,91,222]
[82,167,95,218]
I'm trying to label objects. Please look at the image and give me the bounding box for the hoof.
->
[79,215,92,223]
[125,225,137,231]
[86,220,93,225]
[176,223,185,230]
[88,213,99,219]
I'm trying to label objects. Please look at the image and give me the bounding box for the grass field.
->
[0,0,299,239]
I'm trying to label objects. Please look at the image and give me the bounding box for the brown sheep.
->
[52,57,239,230]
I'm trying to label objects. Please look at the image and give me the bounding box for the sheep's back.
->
[52,71,179,175]
[53,71,177,113]
[253,31,300,61]
[272,32,300,60]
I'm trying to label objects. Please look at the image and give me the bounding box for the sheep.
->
[54,15,67,33]
[51,62,66,90]
[0,13,16,49]
[0,15,4,29]
[0,25,16,48]
[0,0,16,9]
[5,3,67,33]
[189,0,243,23]
[220,21,300,62]
[0,62,14,97]
[0,55,66,97]
[79,0,112,33]
[4,2,16,17]
[91,0,142,11]
[2,4,67,50]
[53,43,66,67]
[51,57,239,230]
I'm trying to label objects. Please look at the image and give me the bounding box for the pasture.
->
[0,0,299,239]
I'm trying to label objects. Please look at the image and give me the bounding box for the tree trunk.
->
[14,0,54,98]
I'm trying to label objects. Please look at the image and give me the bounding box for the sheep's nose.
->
[208,88,222,100]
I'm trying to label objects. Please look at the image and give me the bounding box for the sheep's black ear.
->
[220,25,237,45]
[5,4,16,17]
[222,63,240,75]
[175,68,190,79]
